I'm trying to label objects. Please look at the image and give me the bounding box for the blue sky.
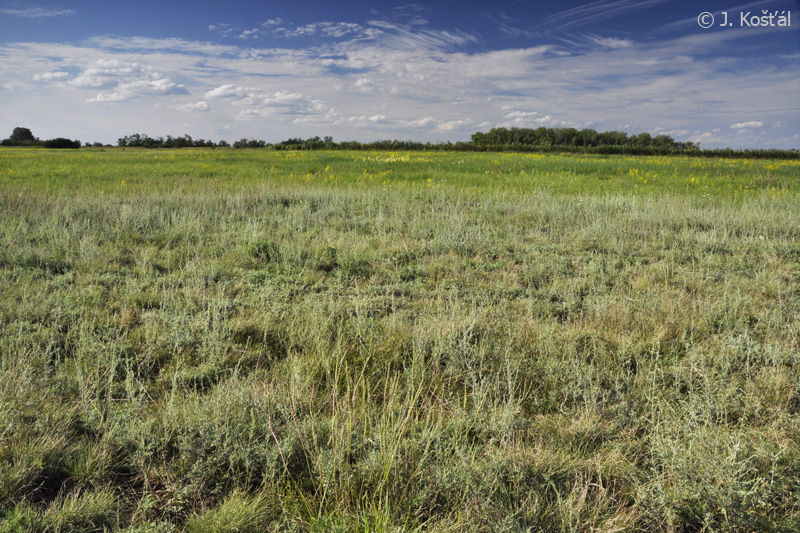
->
[0,0,798,148]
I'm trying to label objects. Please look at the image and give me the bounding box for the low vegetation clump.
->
[0,127,81,149]
[0,149,798,531]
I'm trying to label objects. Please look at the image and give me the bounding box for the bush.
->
[43,138,81,149]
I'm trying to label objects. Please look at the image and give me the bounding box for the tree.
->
[10,127,36,144]
[43,138,81,149]
[630,132,653,147]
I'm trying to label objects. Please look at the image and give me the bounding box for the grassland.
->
[1,148,799,531]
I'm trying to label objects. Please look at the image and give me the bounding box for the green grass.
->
[1,148,799,531]
[1,147,797,198]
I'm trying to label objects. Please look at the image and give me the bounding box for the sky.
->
[0,0,798,148]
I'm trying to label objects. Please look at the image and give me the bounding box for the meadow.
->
[0,148,798,531]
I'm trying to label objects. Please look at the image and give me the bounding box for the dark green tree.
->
[10,127,36,144]
[43,138,81,149]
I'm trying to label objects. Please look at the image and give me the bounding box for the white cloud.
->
[204,84,256,99]
[407,117,436,128]
[33,71,70,81]
[0,12,797,147]
[205,84,306,108]
[531,0,672,34]
[70,60,149,89]
[590,36,634,49]
[0,6,75,17]
[730,121,764,129]
[437,120,473,131]
[88,79,188,103]
[86,36,239,56]
[659,129,689,138]
[205,83,335,124]
[275,22,365,39]
[211,17,475,52]
[238,29,264,40]
[366,20,477,50]
[208,24,237,38]
[56,59,189,103]
[500,110,561,128]
[504,111,553,122]
[689,131,722,144]
[365,115,391,123]
[176,101,210,112]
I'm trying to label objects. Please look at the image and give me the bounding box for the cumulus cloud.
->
[654,129,689,138]
[345,115,392,125]
[33,71,71,81]
[204,83,338,123]
[238,29,264,40]
[88,79,188,102]
[204,84,256,99]
[406,117,436,128]
[71,60,150,89]
[397,117,478,132]
[66,59,187,103]
[437,120,473,131]
[205,84,306,108]
[730,121,764,129]
[689,131,722,144]
[502,110,556,127]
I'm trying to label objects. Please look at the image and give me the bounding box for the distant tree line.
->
[471,127,697,151]
[1,127,81,149]
[3,126,797,158]
[117,133,228,148]
[464,127,797,158]
[240,129,797,159]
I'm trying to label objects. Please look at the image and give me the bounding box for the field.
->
[1,148,799,531]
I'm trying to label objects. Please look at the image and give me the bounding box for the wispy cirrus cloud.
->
[209,16,476,51]
[365,20,477,50]
[589,35,634,49]
[274,21,368,39]
[86,36,240,56]
[210,19,376,42]
[528,0,670,34]
[0,5,75,18]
